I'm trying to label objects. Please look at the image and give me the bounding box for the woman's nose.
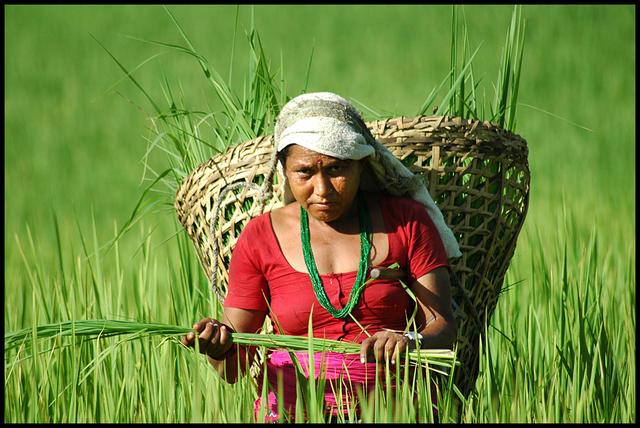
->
[312,172,334,197]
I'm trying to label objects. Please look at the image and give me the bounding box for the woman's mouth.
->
[315,202,334,208]
[312,201,337,210]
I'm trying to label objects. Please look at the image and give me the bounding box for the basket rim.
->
[181,114,527,174]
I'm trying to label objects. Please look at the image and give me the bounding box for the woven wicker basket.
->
[175,115,530,396]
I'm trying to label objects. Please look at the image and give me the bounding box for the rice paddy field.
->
[4,5,635,423]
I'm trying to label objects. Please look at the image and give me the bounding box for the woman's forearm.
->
[419,317,457,349]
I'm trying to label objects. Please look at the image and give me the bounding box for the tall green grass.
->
[5,4,635,423]
[5,192,633,422]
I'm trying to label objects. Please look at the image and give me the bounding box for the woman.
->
[181,92,461,422]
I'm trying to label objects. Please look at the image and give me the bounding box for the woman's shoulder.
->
[240,203,297,238]
[238,210,272,237]
[232,211,275,263]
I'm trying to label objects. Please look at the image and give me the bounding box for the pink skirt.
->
[253,350,392,422]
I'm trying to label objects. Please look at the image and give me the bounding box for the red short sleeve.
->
[387,196,449,283]
[408,206,449,280]
[224,216,271,312]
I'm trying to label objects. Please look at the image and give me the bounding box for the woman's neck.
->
[305,196,361,234]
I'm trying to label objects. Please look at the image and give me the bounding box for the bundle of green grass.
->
[4,319,457,373]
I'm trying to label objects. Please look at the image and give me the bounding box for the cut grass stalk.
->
[5,319,457,372]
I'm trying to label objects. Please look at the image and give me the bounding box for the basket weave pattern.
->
[175,115,530,395]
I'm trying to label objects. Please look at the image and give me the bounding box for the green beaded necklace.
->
[300,192,372,318]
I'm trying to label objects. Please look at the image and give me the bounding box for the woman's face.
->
[283,144,362,223]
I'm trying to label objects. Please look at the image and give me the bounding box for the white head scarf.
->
[274,92,462,259]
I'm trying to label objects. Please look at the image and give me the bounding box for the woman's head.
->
[274,92,374,222]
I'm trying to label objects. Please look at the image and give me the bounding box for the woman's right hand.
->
[181,317,235,360]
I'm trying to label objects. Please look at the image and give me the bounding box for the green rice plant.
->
[93,6,284,249]
[492,5,525,131]
[4,319,457,372]
[417,5,525,131]
[5,314,457,423]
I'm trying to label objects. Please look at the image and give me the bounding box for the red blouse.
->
[224,192,448,343]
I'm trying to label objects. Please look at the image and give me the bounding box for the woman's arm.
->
[182,307,266,384]
[409,266,457,349]
[359,266,456,363]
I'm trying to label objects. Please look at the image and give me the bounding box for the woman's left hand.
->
[359,330,409,364]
